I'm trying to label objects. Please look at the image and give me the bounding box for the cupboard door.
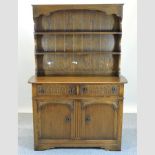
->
[36,99,74,139]
[81,99,119,140]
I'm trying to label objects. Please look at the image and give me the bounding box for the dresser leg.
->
[34,145,55,151]
[100,145,121,151]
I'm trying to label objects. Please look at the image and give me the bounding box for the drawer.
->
[36,84,76,96]
[79,84,119,96]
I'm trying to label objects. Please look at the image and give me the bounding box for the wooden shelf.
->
[34,31,122,35]
[35,51,121,55]
[28,75,127,84]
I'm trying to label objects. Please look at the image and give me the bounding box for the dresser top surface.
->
[28,75,127,84]
[32,4,124,6]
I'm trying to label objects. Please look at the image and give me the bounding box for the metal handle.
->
[68,87,76,95]
[112,86,116,93]
[83,87,88,93]
[38,86,45,94]
[65,116,71,123]
[85,116,91,123]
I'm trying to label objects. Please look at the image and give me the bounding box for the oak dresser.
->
[28,4,127,151]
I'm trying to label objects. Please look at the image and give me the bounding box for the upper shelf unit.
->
[33,5,122,32]
[32,5,123,76]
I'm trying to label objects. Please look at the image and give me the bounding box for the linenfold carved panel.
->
[81,100,119,111]
[37,84,119,96]
[37,99,74,110]
[37,84,76,96]
[80,84,119,96]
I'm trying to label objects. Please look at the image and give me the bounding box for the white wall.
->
[18,0,137,113]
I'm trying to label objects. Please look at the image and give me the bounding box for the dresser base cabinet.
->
[29,76,127,151]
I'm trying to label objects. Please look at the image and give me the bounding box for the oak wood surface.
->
[37,99,73,139]
[28,75,127,84]
[31,82,126,150]
[33,5,122,76]
[35,32,122,35]
[29,4,127,151]
[33,4,123,19]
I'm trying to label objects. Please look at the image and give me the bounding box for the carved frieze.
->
[37,100,74,111]
[37,84,76,96]
[80,85,119,96]
[81,100,119,111]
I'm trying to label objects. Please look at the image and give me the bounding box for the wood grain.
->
[29,4,127,151]
[28,75,127,84]
[33,5,122,76]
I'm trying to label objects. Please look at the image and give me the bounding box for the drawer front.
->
[37,84,76,96]
[80,84,119,96]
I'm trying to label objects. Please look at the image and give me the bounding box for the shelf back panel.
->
[34,9,122,32]
[35,34,121,52]
[35,53,120,76]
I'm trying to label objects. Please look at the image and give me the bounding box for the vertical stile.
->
[81,11,84,53]
[81,11,84,71]
[90,14,92,52]
[64,11,66,70]
[71,12,78,72]
[90,13,93,71]
[54,16,56,65]
[72,12,74,72]
[114,106,118,139]
[99,13,102,72]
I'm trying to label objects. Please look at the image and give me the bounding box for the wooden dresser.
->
[28,4,127,151]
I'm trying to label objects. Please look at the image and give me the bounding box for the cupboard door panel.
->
[81,99,118,140]
[37,99,74,139]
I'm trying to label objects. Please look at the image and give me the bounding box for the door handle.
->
[68,86,76,95]
[85,115,91,123]
[80,86,88,94]
[112,86,117,93]
[65,116,71,123]
[83,87,88,93]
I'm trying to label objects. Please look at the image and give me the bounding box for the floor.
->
[18,113,137,155]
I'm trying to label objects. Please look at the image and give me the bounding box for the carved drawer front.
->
[80,84,119,96]
[37,84,76,96]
